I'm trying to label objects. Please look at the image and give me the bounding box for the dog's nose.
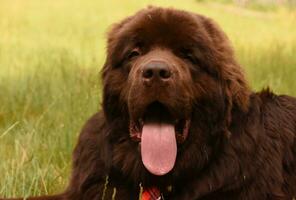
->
[142,60,172,81]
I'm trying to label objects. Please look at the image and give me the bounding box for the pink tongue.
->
[141,123,177,176]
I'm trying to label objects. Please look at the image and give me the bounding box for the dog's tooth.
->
[137,132,141,139]
[135,125,140,132]
[139,118,144,125]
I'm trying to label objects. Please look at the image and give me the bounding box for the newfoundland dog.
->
[2,6,296,200]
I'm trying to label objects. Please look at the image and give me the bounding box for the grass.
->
[0,0,295,198]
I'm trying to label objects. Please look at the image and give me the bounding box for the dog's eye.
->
[180,49,195,63]
[183,54,194,62]
[127,48,141,60]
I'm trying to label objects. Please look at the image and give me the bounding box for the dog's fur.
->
[2,7,296,200]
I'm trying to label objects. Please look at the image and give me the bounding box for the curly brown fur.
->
[2,7,296,200]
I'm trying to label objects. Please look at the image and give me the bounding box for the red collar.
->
[141,187,162,200]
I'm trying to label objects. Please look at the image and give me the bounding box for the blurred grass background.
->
[0,0,295,198]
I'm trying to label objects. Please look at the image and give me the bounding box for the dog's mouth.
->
[129,102,191,176]
[129,102,191,144]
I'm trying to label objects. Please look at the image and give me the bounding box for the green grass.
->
[0,0,295,198]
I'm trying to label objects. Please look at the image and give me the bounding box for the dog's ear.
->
[221,62,250,135]
[197,14,251,112]
[101,15,135,123]
[192,14,250,137]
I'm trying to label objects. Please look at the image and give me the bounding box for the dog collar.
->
[141,185,172,200]
[141,187,162,200]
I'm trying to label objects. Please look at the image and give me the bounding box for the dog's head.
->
[102,7,250,183]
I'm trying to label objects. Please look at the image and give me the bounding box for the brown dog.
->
[2,6,296,200]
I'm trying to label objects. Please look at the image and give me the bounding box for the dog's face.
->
[102,7,250,182]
